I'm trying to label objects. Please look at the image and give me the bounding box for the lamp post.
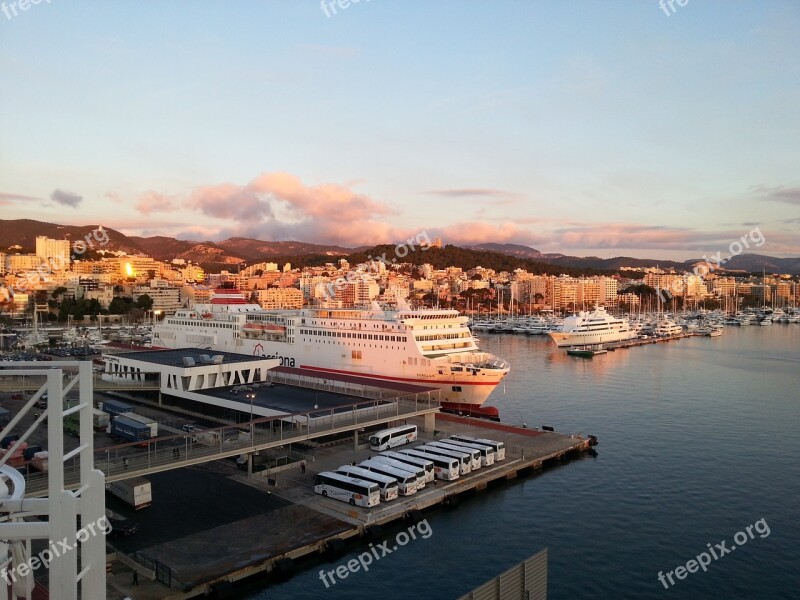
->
[246,392,256,442]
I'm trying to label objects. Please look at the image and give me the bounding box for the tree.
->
[135,294,154,311]
[109,297,134,314]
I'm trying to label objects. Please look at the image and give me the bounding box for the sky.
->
[1,1,799,260]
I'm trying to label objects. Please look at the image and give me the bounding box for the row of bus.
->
[313,425,506,508]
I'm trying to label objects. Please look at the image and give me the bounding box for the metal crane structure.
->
[0,361,106,599]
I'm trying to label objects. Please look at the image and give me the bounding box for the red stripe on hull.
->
[298,364,502,386]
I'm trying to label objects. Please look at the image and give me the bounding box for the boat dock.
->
[563,332,704,356]
[104,415,593,599]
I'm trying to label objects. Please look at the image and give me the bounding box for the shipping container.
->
[119,412,157,437]
[106,477,152,509]
[100,400,135,418]
[109,416,151,443]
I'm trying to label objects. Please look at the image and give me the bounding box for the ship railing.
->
[444,352,510,370]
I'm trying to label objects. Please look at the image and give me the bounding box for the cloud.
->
[0,192,41,202]
[426,188,522,199]
[136,190,180,214]
[49,189,82,208]
[750,185,800,206]
[132,172,397,246]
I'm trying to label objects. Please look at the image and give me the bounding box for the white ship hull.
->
[548,328,637,347]
[153,294,510,408]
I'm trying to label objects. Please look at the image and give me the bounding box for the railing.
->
[128,551,183,589]
[21,393,441,495]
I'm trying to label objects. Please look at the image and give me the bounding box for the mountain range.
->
[1,219,798,275]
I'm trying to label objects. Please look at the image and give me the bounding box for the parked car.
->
[108,516,140,537]
[181,424,197,433]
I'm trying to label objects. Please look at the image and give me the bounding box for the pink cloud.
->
[136,190,180,214]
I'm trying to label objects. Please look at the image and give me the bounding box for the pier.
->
[104,415,593,599]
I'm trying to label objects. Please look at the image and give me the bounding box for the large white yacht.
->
[153,288,510,415]
[547,306,637,347]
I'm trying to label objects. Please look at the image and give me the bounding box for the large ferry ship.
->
[153,289,510,417]
[547,306,637,347]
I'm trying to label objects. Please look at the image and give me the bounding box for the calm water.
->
[247,326,799,599]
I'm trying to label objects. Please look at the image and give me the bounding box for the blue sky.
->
[1,0,798,259]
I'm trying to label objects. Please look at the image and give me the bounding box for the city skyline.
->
[1,2,799,259]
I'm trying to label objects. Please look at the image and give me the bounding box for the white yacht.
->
[653,319,683,337]
[547,306,637,347]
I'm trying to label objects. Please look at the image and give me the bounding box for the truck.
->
[194,430,222,446]
[119,412,158,437]
[0,443,28,468]
[109,416,151,444]
[100,399,134,418]
[65,407,112,436]
[31,451,48,472]
[93,409,110,431]
[106,477,152,510]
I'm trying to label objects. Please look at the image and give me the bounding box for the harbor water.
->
[247,326,799,599]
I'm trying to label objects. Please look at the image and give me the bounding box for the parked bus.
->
[313,471,380,507]
[396,449,460,481]
[449,435,506,460]
[369,425,417,452]
[360,459,419,495]
[415,445,472,474]
[443,438,495,466]
[427,441,482,471]
[381,451,435,484]
[370,455,427,489]
[336,466,399,501]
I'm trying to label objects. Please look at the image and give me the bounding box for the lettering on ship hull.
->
[252,344,296,367]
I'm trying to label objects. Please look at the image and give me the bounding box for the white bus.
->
[427,441,482,470]
[449,435,506,460]
[369,425,418,451]
[414,445,472,474]
[313,471,381,507]
[360,459,419,495]
[381,451,435,484]
[396,449,460,481]
[370,455,426,489]
[336,466,399,501]
[439,439,495,466]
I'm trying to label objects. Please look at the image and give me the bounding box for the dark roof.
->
[111,348,268,368]
[271,366,439,393]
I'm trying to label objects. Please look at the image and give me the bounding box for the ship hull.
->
[154,328,508,407]
[547,330,636,347]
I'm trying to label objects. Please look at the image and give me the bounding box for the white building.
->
[35,236,71,269]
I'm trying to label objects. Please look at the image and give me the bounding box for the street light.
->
[246,392,256,442]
